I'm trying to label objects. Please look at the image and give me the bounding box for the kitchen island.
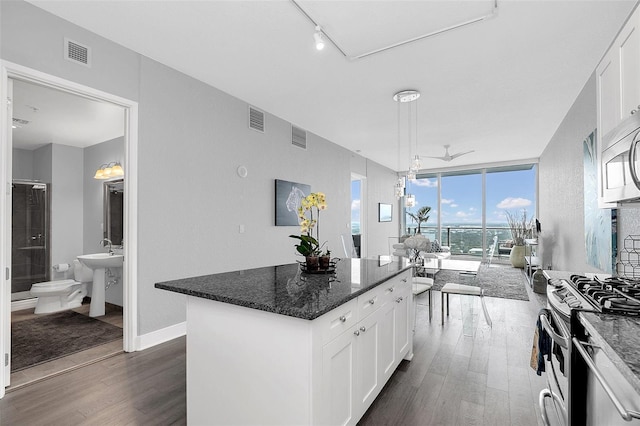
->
[156,258,413,425]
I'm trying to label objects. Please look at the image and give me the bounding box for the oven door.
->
[539,309,570,426]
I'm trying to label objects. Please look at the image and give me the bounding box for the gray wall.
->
[2,0,398,336]
[83,137,125,306]
[539,73,640,273]
[12,148,32,180]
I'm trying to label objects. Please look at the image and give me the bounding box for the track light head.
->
[314,26,325,51]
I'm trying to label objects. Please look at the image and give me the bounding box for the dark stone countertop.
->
[579,312,640,395]
[155,258,412,321]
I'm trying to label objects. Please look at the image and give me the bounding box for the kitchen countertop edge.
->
[155,262,412,321]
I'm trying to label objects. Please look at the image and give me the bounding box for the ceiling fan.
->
[421,144,475,162]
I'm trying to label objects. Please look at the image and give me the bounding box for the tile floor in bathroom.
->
[8,301,123,390]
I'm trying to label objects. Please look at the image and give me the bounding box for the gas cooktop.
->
[564,274,640,316]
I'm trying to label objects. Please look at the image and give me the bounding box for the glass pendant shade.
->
[405,194,416,208]
[406,170,416,181]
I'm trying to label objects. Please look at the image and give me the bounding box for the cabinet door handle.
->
[369,299,375,305]
[339,315,346,323]
[354,330,360,336]
[401,278,408,283]
[360,326,366,332]
[396,296,404,303]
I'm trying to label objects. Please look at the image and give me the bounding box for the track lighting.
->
[314,26,325,51]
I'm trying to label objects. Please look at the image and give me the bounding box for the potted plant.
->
[407,206,431,234]
[505,209,534,268]
[290,192,328,271]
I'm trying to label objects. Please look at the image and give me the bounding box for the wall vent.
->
[12,118,30,126]
[248,106,265,133]
[64,38,91,67]
[291,125,307,149]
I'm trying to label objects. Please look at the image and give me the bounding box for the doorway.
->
[0,62,139,397]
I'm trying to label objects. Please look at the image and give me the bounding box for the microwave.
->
[601,113,640,204]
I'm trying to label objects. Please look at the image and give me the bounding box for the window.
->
[407,163,537,262]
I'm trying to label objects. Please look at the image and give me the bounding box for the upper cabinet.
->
[596,6,640,207]
[597,7,640,140]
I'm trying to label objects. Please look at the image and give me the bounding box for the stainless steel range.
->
[541,272,640,426]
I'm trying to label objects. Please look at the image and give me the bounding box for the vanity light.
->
[94,162,124,180]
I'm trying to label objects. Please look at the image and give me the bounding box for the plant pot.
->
[319,255,331,270]
[509,245,526,268]
[305,256,319,271]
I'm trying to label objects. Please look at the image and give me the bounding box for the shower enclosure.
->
[11,180,50,301]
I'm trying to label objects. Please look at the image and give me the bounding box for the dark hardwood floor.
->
[1,269,545,426]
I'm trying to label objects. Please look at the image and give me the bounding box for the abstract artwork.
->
[275,179,310,226]
[583,129,613,273]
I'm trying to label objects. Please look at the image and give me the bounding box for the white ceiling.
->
[12,79,125,150]
[24,0,638,171]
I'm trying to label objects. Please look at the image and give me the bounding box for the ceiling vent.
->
[12,118,30,128]
[292,125,307,149]
[248,106,265,133]
[64,38,91,67]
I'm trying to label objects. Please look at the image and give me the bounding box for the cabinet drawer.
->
[379,271,411,305]
[357,283,386,320]
[317,298,358,345]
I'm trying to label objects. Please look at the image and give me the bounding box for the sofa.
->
[392,235,451,260]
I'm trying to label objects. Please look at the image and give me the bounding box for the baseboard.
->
[136,321,186,351]
[11,298,37,312]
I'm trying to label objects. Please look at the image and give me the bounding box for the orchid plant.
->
[289,192,328,257]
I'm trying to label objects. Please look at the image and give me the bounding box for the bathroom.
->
[10,78,126,386]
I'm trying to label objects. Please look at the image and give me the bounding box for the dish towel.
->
[530,308,551,375]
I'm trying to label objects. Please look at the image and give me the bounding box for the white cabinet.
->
[320,271,412,425]
[596,6,640,206]
[597,6,640,138]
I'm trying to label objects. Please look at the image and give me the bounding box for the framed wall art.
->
[275,179,311,226]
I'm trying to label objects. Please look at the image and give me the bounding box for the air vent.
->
[12,118,30,126]
[248,106,265,133]
[64,38,91,67]
[291,125,307,149]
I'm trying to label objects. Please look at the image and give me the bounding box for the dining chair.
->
[440,273,492,328]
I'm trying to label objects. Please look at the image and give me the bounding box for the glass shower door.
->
[11,181,49,301]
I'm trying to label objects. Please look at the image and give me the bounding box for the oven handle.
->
[573,338,640,421]
[630,131,640,190]
[540,314,568,349]
[539,389,567,426]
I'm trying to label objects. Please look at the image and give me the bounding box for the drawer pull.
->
[369,299,375,305]
[360,326,366,332]
[632,110,637,115]
[396,296,404,303]
[339,315,347,323]
[401,278,408,283]
[354,330,360,336]
[388,287,394,292]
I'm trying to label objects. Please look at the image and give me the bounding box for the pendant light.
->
[394,90,420,207]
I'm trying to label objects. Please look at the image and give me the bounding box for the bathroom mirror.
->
[104,179,124,246]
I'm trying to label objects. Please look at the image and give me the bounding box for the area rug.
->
[431,265,530,301]
[11,311,122,372]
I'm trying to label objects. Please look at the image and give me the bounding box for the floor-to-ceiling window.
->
[407,163,537,262]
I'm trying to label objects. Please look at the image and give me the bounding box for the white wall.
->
[1,0,399,336]
[539,73,640,272]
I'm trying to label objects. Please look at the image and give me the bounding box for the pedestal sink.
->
[77,253,124,317]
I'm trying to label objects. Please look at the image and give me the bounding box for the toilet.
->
[30,259,92,314]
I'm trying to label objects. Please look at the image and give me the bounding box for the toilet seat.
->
[31,279,77,291]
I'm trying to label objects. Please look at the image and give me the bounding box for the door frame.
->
[0,61,139,397]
